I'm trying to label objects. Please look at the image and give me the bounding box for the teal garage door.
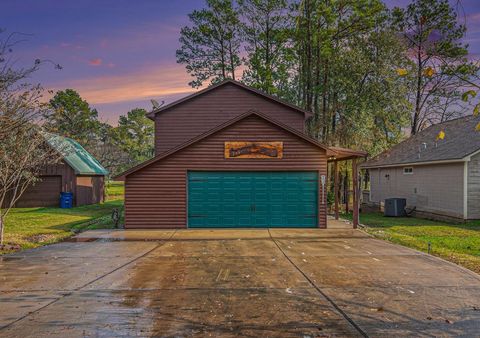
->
[188,171,318,228]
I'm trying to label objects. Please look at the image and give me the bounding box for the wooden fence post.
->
[352,159,359,229]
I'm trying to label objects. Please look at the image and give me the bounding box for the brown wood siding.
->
[76,176,105,206]
[126,115,327,229]
[13,176,62,208]
[155,82,307,155]
[3,161,77,208]
[42,161,77,194]
[3,162,107,208]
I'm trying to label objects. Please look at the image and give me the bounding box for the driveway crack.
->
[267,229,369,338]
[77,229,177,291]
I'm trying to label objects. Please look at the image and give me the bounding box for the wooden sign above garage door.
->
[224,141,283,159]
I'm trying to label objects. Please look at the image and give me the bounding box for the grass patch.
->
[1,199,124,254]
[344,212,480,274]
[106,181,124,201]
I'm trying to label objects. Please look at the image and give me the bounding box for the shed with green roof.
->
[11,133,108,208]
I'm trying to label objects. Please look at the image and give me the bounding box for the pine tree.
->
[177,0,242,88]
[239,0,294,95]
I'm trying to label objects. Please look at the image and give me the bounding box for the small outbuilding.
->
[361,115,480,221]
[12,133,108,208]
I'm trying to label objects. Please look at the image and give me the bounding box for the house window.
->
[403,167,413,174]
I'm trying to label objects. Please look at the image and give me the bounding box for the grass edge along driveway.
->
[344,212,480,274]
[0,182,124,254]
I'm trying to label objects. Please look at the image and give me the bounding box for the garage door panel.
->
[237,216,252,227]
[270,194,284,202]
[188,171,317,228]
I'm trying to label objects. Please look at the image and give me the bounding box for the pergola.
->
[327,147,368,228]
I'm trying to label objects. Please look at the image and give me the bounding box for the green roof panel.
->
[44,133,108,176]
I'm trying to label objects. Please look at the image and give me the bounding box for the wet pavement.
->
[1,228,479,337]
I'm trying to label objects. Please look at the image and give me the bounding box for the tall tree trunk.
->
[313,11,321,139]
[305,0,312,111]
[220,42,227,79]
[228,39,236,80]
[321,61,329,141]
[0,214,4,246]
[331,92,337,137]
[265,18,271,93]
[412,36,424,135]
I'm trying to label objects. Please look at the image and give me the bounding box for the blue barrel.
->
[60,192,73,208]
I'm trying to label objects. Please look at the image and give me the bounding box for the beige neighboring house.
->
[361,115,480,221]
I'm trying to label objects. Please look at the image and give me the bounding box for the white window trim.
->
[403,167,413,175]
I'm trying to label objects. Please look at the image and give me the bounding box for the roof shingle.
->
[361,115,480,168]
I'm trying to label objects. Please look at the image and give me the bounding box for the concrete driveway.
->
[1,228,479,337]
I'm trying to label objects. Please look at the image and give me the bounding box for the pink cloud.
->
[48,63,194,105]
[59,42,85,50]
[467,12,480,21]
[466,12,480,33]
[89,58,102,66]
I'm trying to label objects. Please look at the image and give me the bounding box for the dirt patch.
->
[0,243,21,252]
[25,234,58,243]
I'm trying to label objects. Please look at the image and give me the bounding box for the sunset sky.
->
[2,0,480,124]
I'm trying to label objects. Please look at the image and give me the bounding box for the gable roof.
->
[115,110,332,180]
[43,133,109,175]
[361,115,480,168]
[146,79,313,120]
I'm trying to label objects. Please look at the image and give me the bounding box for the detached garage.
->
[116,80,366,229]
[9,133,108,208]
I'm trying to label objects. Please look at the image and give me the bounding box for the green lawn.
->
[105,181,125,200]
[0,181,125,254]
[344,212,480,274]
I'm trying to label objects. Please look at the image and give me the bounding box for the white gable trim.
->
[464,148,480,162]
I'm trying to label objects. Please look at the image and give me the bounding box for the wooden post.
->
[334,161,339,220]
[352,158,359,229]
[344,169,349,214]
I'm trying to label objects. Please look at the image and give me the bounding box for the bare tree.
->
[393,0,471,134]
[0,124,61,246]
[0,30,61,247]
[413,68,471,129]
